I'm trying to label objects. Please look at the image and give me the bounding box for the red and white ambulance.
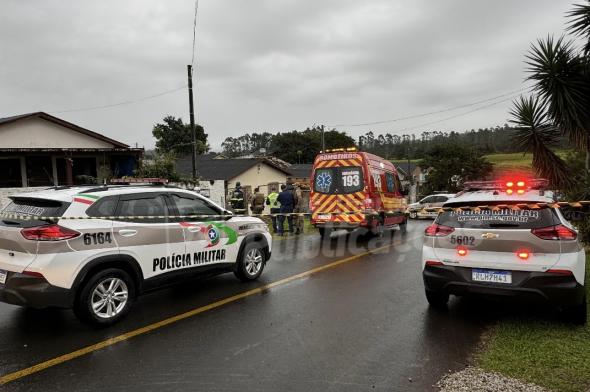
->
[310,148,408,237]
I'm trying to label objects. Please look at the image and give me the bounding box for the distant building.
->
[176,154,292,210]
[287,164,313,185]
[0,112,143,188]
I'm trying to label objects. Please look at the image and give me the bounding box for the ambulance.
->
[310,148,408,237]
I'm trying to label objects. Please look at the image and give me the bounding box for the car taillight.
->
[457,246,468,256]
[531,225,577,241]
[425,260,444,266]
[21,224,80,241]
[425,223,455,237]
[517,250,530,260]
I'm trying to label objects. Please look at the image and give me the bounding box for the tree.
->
[152,116,208,156]
[420,144,493,194]
[510,2,590,181]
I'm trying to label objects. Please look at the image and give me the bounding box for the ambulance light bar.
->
[323,147,358,153]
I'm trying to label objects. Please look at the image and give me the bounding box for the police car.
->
[407,193,455,219]
[422,179,587,324]
[0,186,272,325]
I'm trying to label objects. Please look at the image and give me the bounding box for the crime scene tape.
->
[1,200,590,221]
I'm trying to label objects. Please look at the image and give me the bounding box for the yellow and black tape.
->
[1,200,589,221]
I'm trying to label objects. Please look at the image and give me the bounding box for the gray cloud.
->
[0,0,575,149]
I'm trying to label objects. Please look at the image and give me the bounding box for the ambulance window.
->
[385,173,396,193]
[339,167,363,193]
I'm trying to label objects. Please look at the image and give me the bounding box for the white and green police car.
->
[0,186,272,325]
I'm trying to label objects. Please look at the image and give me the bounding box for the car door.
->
[111,193,186,281]
[169,193,238,270]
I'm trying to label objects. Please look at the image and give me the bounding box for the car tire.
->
[425,289,449,308]
[234,242,266,282]
[74,268,135,326]
[565,292,587,325]
[409,211,417,219]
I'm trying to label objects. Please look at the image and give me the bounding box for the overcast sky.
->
[0,0,576,150]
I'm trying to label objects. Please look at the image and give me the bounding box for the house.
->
[176,154,293,211]
[0,112,143,189]
[287,164,313,185]
[395,163,426,203]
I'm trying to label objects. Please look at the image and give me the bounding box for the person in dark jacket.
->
[230,182,245,214]
[277,184,295,235]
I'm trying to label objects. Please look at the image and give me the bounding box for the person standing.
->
[266,188,281,233]
[277,184,295,235]
[230,182,245,214]
[250,187,265,215]
[292,183,304,234]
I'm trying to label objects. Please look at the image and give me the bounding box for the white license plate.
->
[0,270,6,284]
[317,214,331,220]
[472,269,512,284]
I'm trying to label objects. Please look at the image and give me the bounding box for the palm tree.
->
[510,96,574,188]
[510,2,590,186]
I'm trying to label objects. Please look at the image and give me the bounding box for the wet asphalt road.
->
[0,221,488,391]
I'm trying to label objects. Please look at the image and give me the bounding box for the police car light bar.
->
[463,179,548,191]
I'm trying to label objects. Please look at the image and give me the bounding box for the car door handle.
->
[187,226,201,233]
[118,229,138,237]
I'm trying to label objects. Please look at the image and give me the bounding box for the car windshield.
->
[436,204,559,230]
[314,166,363,194]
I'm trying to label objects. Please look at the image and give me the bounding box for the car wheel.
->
[425,289,449,308]
[318,227,331,238]
[74,268,135,326]
[565,292,587,325]
[234,242,266,282]
[409,211,417,219]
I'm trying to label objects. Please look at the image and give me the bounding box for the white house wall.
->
[0,118,115,149]
[228,164,288,213]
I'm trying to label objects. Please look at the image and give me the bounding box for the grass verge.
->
[478,256,590,392]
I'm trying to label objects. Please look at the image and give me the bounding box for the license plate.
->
[472,269,512,284]
[317,214,331,220]
[0,270,6,284]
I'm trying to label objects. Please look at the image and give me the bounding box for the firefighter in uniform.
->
[230,182,246,214]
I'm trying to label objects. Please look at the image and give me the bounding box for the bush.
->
[564,151,590,245]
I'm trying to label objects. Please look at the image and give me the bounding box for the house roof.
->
[0,112,130,148]
[176,154,292,181]
[395,162,419,177]
[288,164,313,179]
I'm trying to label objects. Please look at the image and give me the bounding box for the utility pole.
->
[321,125,325,152]
[187,64,197,180]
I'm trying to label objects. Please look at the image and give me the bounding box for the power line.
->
[386,91,526,135]
[329,87,533,128]
[50,86,186,114]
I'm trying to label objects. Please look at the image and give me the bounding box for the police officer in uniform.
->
[230,182,245,214]
[250,187,266,215]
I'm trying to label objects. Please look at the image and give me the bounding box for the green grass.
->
[260,216,316,238]
[483,150,573,171]
[478,256,590,392]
